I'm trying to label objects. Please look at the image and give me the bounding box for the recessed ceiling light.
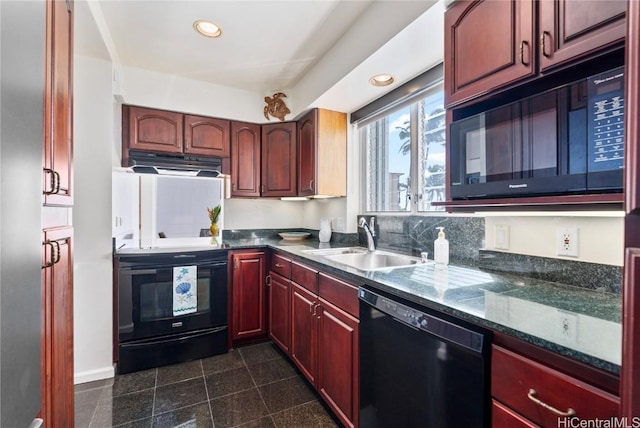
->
[369,74,395,87]
[193,20,222,38]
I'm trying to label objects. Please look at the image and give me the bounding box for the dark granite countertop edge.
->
[116,239,621,375]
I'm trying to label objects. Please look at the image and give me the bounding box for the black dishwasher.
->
[359,287,490,428]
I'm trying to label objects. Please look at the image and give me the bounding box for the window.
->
[361,78,445,212]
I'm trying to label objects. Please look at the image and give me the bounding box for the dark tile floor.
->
[75,342,340,428]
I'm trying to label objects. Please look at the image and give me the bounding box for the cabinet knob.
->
[265,274,271,286]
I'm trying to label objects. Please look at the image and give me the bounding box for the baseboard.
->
[74,365,115,385]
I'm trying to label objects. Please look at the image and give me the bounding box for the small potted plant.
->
[207,205,221,237]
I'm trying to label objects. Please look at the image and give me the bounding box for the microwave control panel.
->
[587,66,625,173]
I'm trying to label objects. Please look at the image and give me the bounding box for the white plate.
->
[278,232,311,241]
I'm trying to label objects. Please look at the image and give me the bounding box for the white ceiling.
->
[75,0,445,114]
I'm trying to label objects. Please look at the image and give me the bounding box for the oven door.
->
[118,254,228,343]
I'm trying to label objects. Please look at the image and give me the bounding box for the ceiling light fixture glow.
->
[369,74,395,87]
[193,20,222,38]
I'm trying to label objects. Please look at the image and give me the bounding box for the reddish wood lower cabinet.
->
[41,227,74,428]
[491,345,618,427]
[267,272,291,354]
[317,298,359,428]
[230,251,267,343]
[290,282,318,384]
[286,261,360,428]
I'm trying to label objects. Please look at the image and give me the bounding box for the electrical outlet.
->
[494,224,510,250]
[556,310,578,344]
[556,227,579,257]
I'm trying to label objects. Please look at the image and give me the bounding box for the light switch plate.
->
[494,224,509,250]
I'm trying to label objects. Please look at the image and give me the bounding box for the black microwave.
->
[449,67,624,200]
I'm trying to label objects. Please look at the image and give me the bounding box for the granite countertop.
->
[117,238,622,374]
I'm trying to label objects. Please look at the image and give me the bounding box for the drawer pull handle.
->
[275,263,282,268]
[527,389,576,417]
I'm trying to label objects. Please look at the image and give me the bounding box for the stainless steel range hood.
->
[126,150,222,177]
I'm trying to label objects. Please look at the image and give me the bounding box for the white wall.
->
[73,55,115,383]
[120,66,269,123]
[484,214,624,266]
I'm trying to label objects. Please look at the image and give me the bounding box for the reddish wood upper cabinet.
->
[261,122,297,197]
[538,0,626,72]
[124,106,184,154]
[445,0,535,107]
[231,121,261,197]
[184,114,230,157]
[41,226,74,427]
[622,0,640,418]
[297,109,347,197]
[43,0,73,206]
[122,106,231,165]
[445,0,626,107]
[230,251,267,342]
[491,345,618,427]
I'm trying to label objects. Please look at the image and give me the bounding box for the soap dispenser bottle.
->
[434,227,449,266]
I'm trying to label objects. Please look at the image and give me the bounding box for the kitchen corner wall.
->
[74,55,115,383]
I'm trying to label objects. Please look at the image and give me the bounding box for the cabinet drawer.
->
[491,346,618,426]
[318,273,358,318]
[492,399,539,428]
[291,261,318,294]
[270,253,291,278]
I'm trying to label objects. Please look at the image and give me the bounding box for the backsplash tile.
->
[357,215,485,265]
[479,249,622,294]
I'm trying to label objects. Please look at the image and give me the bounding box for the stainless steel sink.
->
[301,247,368,256]
[323,250,424,271]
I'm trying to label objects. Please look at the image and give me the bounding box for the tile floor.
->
[74,342,341,428]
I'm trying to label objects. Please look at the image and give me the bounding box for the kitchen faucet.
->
[359,217,376,252]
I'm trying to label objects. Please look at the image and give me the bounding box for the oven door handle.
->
[120,327,227,349]
[119,269,159,275]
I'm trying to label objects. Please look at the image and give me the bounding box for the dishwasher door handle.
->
[391,315,420,331]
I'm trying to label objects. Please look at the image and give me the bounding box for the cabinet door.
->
[231,251,267,341]
[41,226,74,428]
[125,106,183,154]
[230,121,261,197]
[317,299,359,428]
[444,0,535,107]
[297,110,316,196]
[538,0,626,72]
[261,122,297,197]
[184,115,230,157]
[268,272,291,354]
[290,282,317,384]
[43,0,73,206]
